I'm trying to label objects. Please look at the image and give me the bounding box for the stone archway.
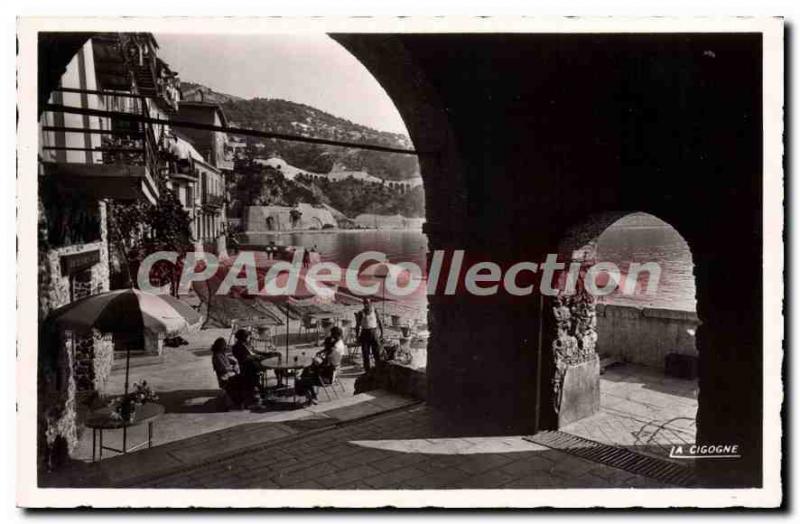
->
[537,211,640,430]
[542,210,700,434]
[330,36,474,418]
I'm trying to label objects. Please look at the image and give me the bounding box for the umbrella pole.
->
[285,307,289,362]
[124,344,131,398]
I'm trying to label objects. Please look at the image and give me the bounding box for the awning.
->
[168,135,205,163]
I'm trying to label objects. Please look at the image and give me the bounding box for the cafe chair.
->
[344,330,361,365]
[315,368,346,402]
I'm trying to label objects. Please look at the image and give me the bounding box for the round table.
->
[85,402,164,462]
[261,356,314,405]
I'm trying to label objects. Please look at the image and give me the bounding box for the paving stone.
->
[272,462,338,487]
[401,467,471,489]
[167,424,297,464]
[498,456,557,477]
[452,468,516,489]
[327,448,389,469]
[98,449,185,485]
[316,465,382,488]
[370,452,429,473]
[324,401,388,422]
[500,474,565,489]
[363,467,427,488]
[452,453,516,475]
[548,455,600,480]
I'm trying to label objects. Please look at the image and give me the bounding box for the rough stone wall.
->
[38,199,111,470]
[595,304,699,369]
[295,203,337,229]
[73,330,114,394]
[549,287,598,415]
[39,201,110,316]
[38,330,77,471]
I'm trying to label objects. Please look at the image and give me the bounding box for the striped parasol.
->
[51,288,201,335]
[50,289,201,399]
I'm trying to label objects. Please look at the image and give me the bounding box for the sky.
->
[155,33,410,135]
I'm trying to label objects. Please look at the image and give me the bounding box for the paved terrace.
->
[565,362,698,463]
[55,402,669,490]
[69,326,368,463]
[137,404,674,489]
[45,319,696,489]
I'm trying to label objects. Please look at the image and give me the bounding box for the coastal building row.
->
[37,32,231,468]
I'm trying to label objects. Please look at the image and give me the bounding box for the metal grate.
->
[525,430,698,487]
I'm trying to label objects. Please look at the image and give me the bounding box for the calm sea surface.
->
[597,217,696,312]
[245,218,696,312]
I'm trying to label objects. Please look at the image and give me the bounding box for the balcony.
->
[202,193,225,211]
[41,89,164,203]
[93,33,180,113]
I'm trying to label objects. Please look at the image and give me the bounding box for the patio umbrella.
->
[258,270,336,361]
[50,288,201,396]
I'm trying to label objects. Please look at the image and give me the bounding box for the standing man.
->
[355,297,383,372]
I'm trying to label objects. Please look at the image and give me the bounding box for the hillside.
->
[179,81,420,181]
[228,160,425,220]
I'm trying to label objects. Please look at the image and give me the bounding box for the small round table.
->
[85,402,164,462]
[261,356,314,405]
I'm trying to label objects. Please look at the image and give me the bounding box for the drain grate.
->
[524,431,698,487]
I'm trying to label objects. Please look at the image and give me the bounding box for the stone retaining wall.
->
[367,363,427,401]
[595,303,699,370]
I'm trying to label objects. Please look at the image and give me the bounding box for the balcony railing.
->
[97,33,180,112]
[41,88,166,202]
[202,193,225,210]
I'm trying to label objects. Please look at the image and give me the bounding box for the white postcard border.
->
[16,15,784,508]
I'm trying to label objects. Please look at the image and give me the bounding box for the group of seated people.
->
[211,326,344,409]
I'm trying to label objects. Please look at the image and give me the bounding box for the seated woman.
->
[231,328,285,389]
[295,326,345,405]
[210,337,249,408]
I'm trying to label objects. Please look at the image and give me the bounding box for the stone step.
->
[599,354,623,374]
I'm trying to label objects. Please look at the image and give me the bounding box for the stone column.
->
[693,248,763,487]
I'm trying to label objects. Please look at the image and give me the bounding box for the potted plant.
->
[108,380,159,423]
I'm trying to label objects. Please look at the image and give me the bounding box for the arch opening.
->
[550,211,700,462]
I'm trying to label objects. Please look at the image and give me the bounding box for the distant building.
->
[246,203,338,232]
[254,156,327,182]
[327,169,384,184]
[173,102,231,246]
[391,175,424,192]
[328,161,384,184]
